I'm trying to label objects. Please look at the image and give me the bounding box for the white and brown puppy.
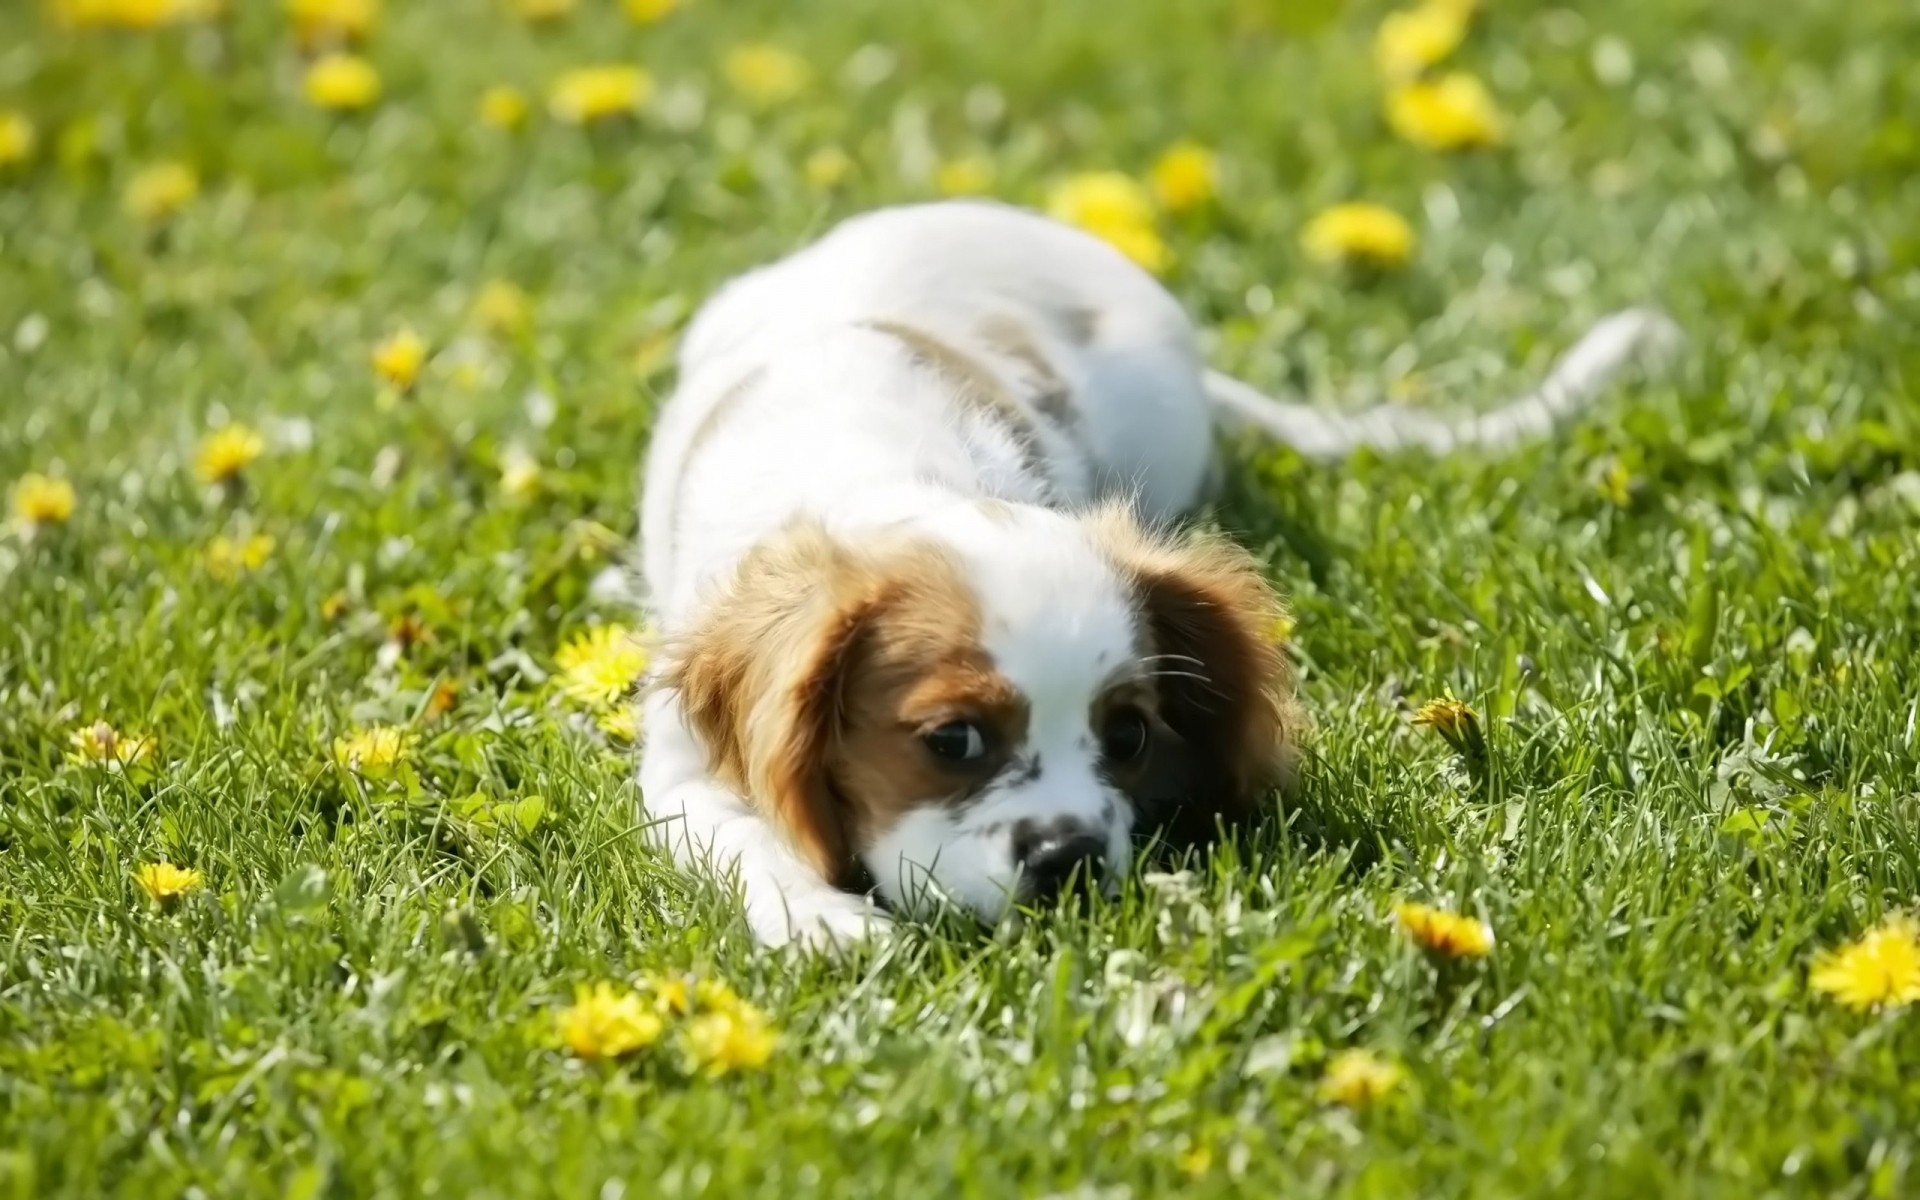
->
[638,200,1675,947]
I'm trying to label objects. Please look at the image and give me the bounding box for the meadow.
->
[2,0,1919,1195]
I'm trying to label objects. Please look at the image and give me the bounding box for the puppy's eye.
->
[1101,707,1150,763]
[923,720,989,763]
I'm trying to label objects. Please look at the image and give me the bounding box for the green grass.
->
[4,0,1920,1195]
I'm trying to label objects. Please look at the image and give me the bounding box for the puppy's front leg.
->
[638,691,891,949]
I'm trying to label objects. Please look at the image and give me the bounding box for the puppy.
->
[638,200,1675,947]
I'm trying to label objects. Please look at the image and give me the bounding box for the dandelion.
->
[67,722,157,771]
[10,473,76,528]
[596,703,643,743]
[1809,916,1920,1010]
[1386,72,1505,150]
[558,982,665,1062]
[286,0,377,48]
[0,111,34,168]
[1149,142,1218,214]
[1047,172,1170,273]
[555,624,649,709]
[804,146,854,190]
[1317,1048,1403,1108]
[622,0,676,22]
[499,448,542,499]
[1412,693,1479,743]
[332,725,412,779]
[512,0,573,22]
[203,533,275,578]
[1395,901,1495,958]
[683,1006,777,1076]
[724,43,810,106]
[1300,202,1415,269]
[134,862,204,902]
[304,53,381,111]
[934,156,995,197]
[473,280,532,336]
[548,66,653,124]
[1269,612,1297,643]
[1374,3,1469,81]
[124,162,198,223]
[194,424,266,485]
[372,327,428,389]
[479,85,530,131]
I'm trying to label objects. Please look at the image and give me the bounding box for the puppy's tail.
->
[1203,307,1682,460]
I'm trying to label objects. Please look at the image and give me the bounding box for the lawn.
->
[3,0,1919,1195]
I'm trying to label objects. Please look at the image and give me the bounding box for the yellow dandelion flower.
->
[193,424,266,485]
[1809,917,1920,1010]
[1047,171,1171,273]
[304,53,380,111]
[555,624,649,709]
[286,0,377,48]
[0,111,35,168]
[1269,612,1297,643]
[499,449,542,499]
[596,703,644,743]
[11,473,76,527]
[134,862,203,902]
[512,0,573,22]
[203,533,275,578]
[683,1006,776,1076]
[1395,901,1495,958]
[1386,72,1505,150]
[371,327,428,389]
[558,982,665,1061]
[1300,202,1415,268]
[332,725,413,779]
[479,85,530,131]
[124,161,198,223]
[67,722,157,770]
[934,156,995,197]
[723,43,810,107]
[804,145,854,190]
[622,0,677,22]
[1373,3,1469,81]
[1149,142,1218,214]
[548,65,653,124]
[1411,694,1478,741]
[473,280,532,336]
[1318,1048,1403,1108]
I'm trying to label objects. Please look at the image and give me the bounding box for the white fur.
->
[636,200,1677,947]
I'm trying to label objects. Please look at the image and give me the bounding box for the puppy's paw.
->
[755,894,894,954]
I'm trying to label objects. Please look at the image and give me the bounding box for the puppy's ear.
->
[1086,506,1303,842]
[661,520,878,887]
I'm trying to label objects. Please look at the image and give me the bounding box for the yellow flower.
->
[82,0,218,28]
[1149,142,1218,214]
[473,280,532,336]
[683,1006,777,1076]
[123,162,198,223]
[804,146,854,190]
[67,722,157,770]
[479,85,530,131]
[555,624,649,709]
[1386,72,1505,150]
[193,424,266,484]
[0,111,34,168]
[1300,201,1415,269]
[304,53,380,111]
[548,66,653,124]
[1373,3,1469,81]
[332,725,412,778]
[1395,901,1495,958]
[1411,694,1478,741]
[512,0,573,22]
[134,862,203,902]
[1317,1048,1403,1108]
[203,533,276,578]
[622,0,677,22]
[1809,917,1920,1010]
[596,703,644,743]
[499,449,542,499]
[10,473,76,527]
[723,43,810,106]
[558,982,665,1062]
[1048,172,1170,273]
[371,327,428,389]
[286,0,377,48]
[934,156,995,197]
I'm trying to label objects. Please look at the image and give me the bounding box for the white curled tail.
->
[1204,307,1683,459]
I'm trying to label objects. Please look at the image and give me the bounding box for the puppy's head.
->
[661,503,1299,925]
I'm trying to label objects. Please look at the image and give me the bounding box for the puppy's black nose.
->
[1013,823,1106,900]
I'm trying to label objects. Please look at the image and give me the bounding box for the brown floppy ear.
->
[1086,506,1303,843]
[659,520,878,888]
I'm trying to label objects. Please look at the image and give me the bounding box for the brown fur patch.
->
[1083,505,1303,843]
[861,319,1055,487]
[976,313,1083,436]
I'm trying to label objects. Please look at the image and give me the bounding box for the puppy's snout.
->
[1012,820,1106,900]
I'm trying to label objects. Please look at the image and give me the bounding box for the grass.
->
[3,0,1920,1195]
